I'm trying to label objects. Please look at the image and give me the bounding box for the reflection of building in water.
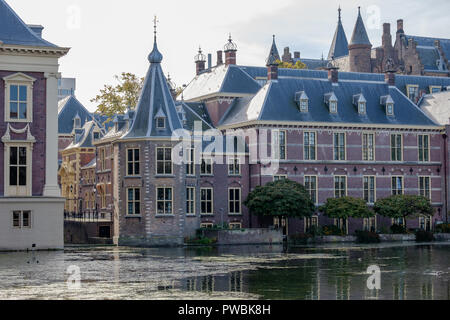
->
[335,278,351,300]
[183,271,246,294]
[201,275,215,293]
[307,272,320,300]
[421,281,434,300]
[229,271,243,292]
[393,277,407,300]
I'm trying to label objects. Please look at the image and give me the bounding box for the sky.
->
[6,0,450,111]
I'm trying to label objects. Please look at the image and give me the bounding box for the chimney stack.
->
[385,70,396,86]
[224,34,237,66]
[397,19,404,33]
[194,47,206,76]
[327,65,339,83]
[207,53,212,70]
[217,50,223,65]
[294,51,300,59]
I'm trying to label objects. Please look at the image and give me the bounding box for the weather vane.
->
[153,15,159,38]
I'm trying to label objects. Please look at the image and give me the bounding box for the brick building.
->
[0,0,69,250]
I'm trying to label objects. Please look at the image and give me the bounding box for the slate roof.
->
[401,35,450,73]
[123,35,183,139]
[404,35,450,65]
[58,96,99,135]
[176,102,214,131]
[419,91,450,125]
[81,158,96,170]
[0,0,57,47]
[219,77,438,128]
[349,8,371,46]
[328,9,349,59]
[266,36,280,65]
[182,64,261,101]
[65,121,98,150]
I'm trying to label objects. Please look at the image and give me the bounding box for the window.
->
[200,223,214,229]
[418,135,430,162]
[229,188,242,215]
[429,86,441,94]
[391,134,403,161]
[392,217,405,227]
[157,187,173,215]
[156,147,172,175]
[419,216,432,231]
[334,133,346,161]
[300,99,308,112]
[99,148,106,171]
[362,133,375,161]
[330,101,338,114]
[228,157,241,176]
[358,102,366,115]
[127,188,141,215]
[186,148,195,176]
[392,177,404,195]
[230,222,242,230]
[100,187,107,209]
[4,73,35,122]
[386,103,394,116]
[363,216,377,232]
[419,176,431,200]
[304,132,316,161]
[364,176,376,204]
[12,211,32,229]
[186,187,196,215]
[200,188,213,215]
[201,158,213,175]
[127,149,140,176]
[406,85,418,101]
[156,117,165,129]
[334,176,347,198]
[273,130,286,160]
[9,146,27,187]
[305,176,318,204]
[274,175,288,181]
[305,216,319,233]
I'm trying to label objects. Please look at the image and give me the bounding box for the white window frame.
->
[419,176,431,200]
[418,135,430,163]
[200,157,213,176]
[333,132,346,161]
[304,215,319,233]
[274,175,288,181]
[156,187,173,215]
[12,210,32,229]
[126,187,141,216]
[3,73,36,123]
[126,148,140,176]
[363,176,376,204]
[186,148,195,176]
[362,133,375,161]
[228,157,241,176]
[391,176,404,195]
[4,143,33,197]
[229,222,243,230]
[228,188,242,215]
[304,131,317,161]
[273,130,287,160]
[334,176,347,198]
[358,102,366,115]
[156,117,166,129]
[391,134,403,162]
[156,147,173,175]
[200,188,214,215]
[299,99,308,113]
[304,175,318,205]
[406,84,419,101]
[186,187,196,216]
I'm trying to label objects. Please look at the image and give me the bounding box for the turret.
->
[348,7,372,73]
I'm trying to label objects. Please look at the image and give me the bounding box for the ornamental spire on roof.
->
[349,6,372,46]
[328,6,349,59]
[266,35,280,66]
[148,15,163,63]
[124,19,182,139]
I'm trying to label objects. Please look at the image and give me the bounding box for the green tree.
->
[91,72,144,117]
[373,195,433,229]
[275,59,307,70]
[244,179,315,220]
[319,197,374,233]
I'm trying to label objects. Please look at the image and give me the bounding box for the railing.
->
[64,210,112,223]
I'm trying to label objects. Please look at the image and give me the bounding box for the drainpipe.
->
[444,133,449,223]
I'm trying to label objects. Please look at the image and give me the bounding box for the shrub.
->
[390,224,407,234]
[415,230,435,242]
[436,224,450,234]
[186,236,217,245]
[355,230,380,244]
[322,225,346,236]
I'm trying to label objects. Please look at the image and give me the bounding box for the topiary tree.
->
[319,197,374,233]
[373,195,434,230]
[244,179,316,224]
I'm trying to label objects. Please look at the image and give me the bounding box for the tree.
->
[373,195,434,227]
[275,59,307,70]
[244,179,315,220]
[319,197,374,233]
[91,72,144,117]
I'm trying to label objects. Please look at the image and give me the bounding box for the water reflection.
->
[0,243,448,300]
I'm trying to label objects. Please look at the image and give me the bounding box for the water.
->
[0,243,448,300]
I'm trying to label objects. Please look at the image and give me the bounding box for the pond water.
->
[0,243,448,300]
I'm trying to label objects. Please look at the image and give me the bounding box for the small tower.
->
[194,47,206,75]
[348,7,372,73]
[224,34,237,66]
[266,35,279,80]
[328,6,349,60]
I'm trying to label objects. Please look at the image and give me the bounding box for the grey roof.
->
[123,36,182,139]
[419,91,450,125]
[176,102,214,131]
[0,0,57,47]
[349,9,371,47]
[58,96,97,135]
[65,121,98,150]
[295,58,328,70]
[328,11,349,59]
[81,158,96,170]
[219,77,438,127]
[404,35,450,65]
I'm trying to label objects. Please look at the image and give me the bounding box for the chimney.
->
[217,50,223,65]
[194,47,206,75]
[294,51,300,59]
[382,23,392,49]
[28,24,44,38]
[385,70,396,86]
[397,19,404,33]
[208,53,212,70]
[267,65,278,80]
[224,34,237,66]
[328,66,339,83]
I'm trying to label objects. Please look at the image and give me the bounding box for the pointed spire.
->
[349,6,372,46]
[267,35,280,64]
[148,15,163,63]
[328,6,349,60]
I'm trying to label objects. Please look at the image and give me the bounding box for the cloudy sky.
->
[7,0,450,111]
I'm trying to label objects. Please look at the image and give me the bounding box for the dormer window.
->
[353,94,367,115]
[324,92,338,114]
[93,132,100,140]
[380,95,395,117]
[156,117,165,129]
[295,91,309,113]
[74,115,81,129]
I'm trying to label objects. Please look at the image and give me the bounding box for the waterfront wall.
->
[202,228,283,245]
